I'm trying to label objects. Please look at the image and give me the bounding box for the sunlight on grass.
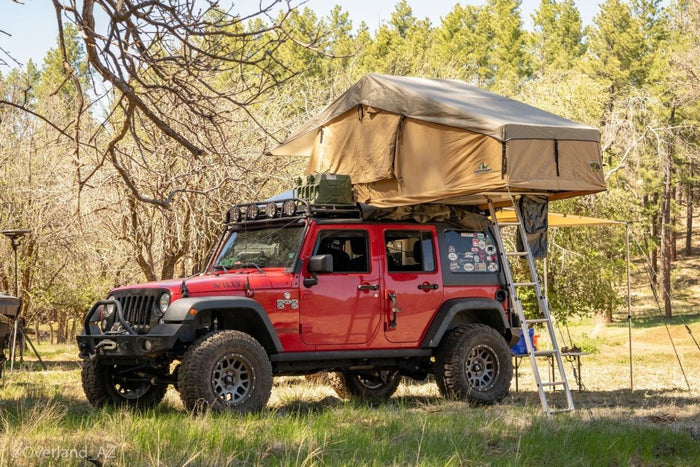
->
[0,315,698,465]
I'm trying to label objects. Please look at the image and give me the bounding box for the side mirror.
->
[304,254,333,287]
[308,254,333,274]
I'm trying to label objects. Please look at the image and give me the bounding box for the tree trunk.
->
[687,163,695,256]
[660,182,673,319]
[650,192,659,287]
[672,185,681,260]
[660,107,677,319]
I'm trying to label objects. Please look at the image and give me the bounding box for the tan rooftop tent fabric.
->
[270,74,606,207]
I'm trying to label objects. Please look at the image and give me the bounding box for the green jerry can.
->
[294,173,353,205]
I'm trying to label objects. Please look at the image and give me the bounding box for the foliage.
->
[0,0,697,333]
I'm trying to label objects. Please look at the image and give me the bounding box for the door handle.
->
[358,284,380,291]
[417,282,439,291]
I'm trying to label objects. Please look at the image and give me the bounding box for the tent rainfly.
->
[270,74,606,207]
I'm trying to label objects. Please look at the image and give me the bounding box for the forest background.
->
[0,0,697,343]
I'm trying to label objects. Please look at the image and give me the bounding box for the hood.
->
[109,269,294,299]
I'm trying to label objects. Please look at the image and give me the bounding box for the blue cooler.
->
[511,328,535,355]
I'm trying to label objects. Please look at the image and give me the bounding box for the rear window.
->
[443,231,499,273]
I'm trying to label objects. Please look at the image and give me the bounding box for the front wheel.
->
[178,330,272,413]
[329,370,402,401]
[81,359,168,409]
[435,323,512,404]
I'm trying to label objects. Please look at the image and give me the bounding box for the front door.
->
[299,227,381,346]
[381,227,443,344]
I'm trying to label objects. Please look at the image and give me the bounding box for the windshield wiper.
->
[236,262,264,274]
[212,264,229,274]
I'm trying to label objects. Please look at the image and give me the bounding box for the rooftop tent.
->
[270,74,605,207]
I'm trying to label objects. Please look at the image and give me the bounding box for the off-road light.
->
[282,199,296,217]
[246,204,259,219]
[157,293,170,316]
[265,202,277,218]
[228,205,241,223]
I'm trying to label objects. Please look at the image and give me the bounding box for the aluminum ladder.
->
[487,196,575,415]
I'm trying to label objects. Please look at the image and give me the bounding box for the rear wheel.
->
[178,330,272,413]
[81,359,167,409]
[435,323,512,404]
[329,370,401,401]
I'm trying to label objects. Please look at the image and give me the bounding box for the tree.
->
[530,0,585,74]
[582,0,649,94]
[1,0,323,209]
[432,4,493,84]
[487,0,530,94]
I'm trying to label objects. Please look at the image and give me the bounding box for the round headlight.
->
[103,296,116,319]
[158,293,170,316]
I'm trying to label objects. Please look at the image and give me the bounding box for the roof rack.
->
[225,198,361,225]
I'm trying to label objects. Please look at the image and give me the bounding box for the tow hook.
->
[94,340,118,354]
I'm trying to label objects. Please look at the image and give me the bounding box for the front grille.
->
[112,289,162,334]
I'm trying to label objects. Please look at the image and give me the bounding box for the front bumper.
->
[77,323,194,360]
[77,299,195,361]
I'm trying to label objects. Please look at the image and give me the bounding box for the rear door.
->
[381,226,443,344]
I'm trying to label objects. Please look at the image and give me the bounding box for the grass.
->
[1,312,699,467]
[1,250,698,465]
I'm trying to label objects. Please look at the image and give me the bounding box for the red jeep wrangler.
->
[78,199,517,412]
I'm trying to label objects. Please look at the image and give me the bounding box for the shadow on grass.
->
[507,387,700,421]
[608,312,700,329]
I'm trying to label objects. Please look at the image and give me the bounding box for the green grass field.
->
[0,311,698,466]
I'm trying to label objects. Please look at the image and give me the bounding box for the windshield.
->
[213,225,304,271]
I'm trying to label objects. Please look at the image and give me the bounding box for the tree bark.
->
[660,107,677,319]
[687,163,695,256]
[649,192,659,287]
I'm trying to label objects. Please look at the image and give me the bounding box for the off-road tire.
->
[329,370,401,401]
[178,330,272,413]
[435,323,512,404]
[81,359,167,409]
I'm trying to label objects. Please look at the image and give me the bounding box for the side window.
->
[313,230,369,273]
[443,230,500,273]
[384,230,435,272]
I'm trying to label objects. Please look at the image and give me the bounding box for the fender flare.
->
[164,297,283,352]
[421,298,509,348]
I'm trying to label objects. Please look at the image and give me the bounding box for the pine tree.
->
[531,0,585,74]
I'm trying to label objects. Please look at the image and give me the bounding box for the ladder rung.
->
[513,282,536,287]
[540,381,566,387]
[505,251,529,256]
[498,222,520,226]
[524,318,550,324]
[532,350,557,357]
